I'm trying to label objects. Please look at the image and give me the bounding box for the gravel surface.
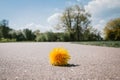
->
[0,42,120,80]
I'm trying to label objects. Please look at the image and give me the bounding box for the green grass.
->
[72,41,120,48]
[0,38,16,42]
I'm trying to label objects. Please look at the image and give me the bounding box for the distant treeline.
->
[0,20,102,42]
[0,5,119,42]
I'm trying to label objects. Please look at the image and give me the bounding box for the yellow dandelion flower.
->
[49,47,71,66]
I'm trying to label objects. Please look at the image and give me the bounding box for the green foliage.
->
[0,27,2,39]
[9,30,17,39]
[45,31,57,41]
[104,18,120,41]
[35,33,47,42]
[73,41,120,47]
[22,29,35,41]
[15,30,25,41]
[35,32,71,42]
[0,20,12,39]
[57,32,70,41]
[0,38,16,42]
[36,31,57,42]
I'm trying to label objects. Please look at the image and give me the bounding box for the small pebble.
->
[15,76,18,80]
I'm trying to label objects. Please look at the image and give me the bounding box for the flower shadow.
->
[57,64,80,67]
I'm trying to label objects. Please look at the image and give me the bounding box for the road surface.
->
[0,42,120,80]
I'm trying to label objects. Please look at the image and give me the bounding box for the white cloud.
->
[94,19,106,31]
[85,0,120,16]
[47,13,65,32]
[17,23,52,32]
[85,0,120,31]
[14,13,63,32]
[47,13,62,25]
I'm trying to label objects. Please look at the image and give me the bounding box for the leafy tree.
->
[36,31,57,42]
[22,29,35,41]
[45,31,57,41]
[104,18,120,40]
[9,30,17,39]
[15,30,25,41]
[55,5,91,41]
[54,32,70,41]
[0,19,9,26]
[78,26,102,41]
[35,33,47,42]
[0,20,12,39]
[73,5,91,41]
[33,29,40,37]
[0,27,2,39]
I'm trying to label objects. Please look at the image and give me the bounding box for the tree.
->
[33,29,40,37]
[0,19,9,26]
[45,31,57,41]
[0,27,2,39]
[73,5,91,41]
[0,19,12,39]
[56,5,91,41]
[15,30,25,41]
[104,18,120,40]
[9,30,17,39]
[57,32,70,41]
[22,29,35,41]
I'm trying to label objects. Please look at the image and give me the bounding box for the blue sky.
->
[0,0,120,32]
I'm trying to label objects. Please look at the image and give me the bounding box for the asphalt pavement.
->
[0,42,120,80]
